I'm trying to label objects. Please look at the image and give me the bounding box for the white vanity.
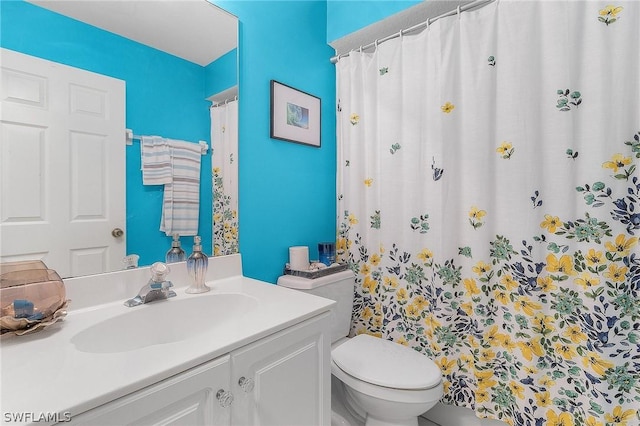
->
[0,254,334,425]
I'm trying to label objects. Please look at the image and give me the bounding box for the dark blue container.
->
[318,242,336,266]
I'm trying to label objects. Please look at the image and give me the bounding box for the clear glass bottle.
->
[186,236,210,293]
[165,234,186,263]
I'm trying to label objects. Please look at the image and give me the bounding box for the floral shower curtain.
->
[211,100,239,256]
[336,1,639,425]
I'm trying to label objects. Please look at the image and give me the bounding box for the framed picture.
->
[270,80,321,147]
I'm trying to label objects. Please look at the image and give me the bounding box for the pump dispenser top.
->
[186,236,209,293]
[166,234,186,264]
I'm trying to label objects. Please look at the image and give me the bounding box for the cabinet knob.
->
[238,376,255,393]
[216,389,234,408]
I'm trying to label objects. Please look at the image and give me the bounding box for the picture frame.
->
[270,80,321,147]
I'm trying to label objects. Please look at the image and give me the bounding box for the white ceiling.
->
[27,0,238,66]
[330,1,474,57]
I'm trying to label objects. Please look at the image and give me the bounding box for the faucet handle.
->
[150,262,170,282]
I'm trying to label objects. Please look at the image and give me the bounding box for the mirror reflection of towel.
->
[160,140,201,236]
[141,136,172,185]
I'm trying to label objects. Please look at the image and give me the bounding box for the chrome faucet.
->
[124,262,176,307]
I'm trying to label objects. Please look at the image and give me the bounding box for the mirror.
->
[0,0,238,278]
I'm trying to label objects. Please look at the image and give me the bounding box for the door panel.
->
[0,48,125,277]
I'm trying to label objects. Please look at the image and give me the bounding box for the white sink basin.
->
[70,293,259,353]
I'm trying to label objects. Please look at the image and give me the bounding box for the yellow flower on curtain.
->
[349,113,360,125]
[362,306,373,319]
[545,254,576,275]
[605,233,638,257]
[535,391,552,407]
[563,325,588,344]
[602,153,632,173]
[533,313,556,335]
[469,206,487,229]
[484,325,502,345]
[348,213,359,225]
[537,275,558,292]
[413,295,429,310]
[605,406,636,426]
[499,334,517,351]
[417,248,434,264]
[472,261,491,276]
[574,272,601,289]
[496,141,514,159]
[475,388,490,403]
[463,278,481,296]
[554,343,577,360]
[539,375,556,388]
[509,381,525,399]
[460,301,473,315]
[599,5,623,17]
[405,303,421,320]
[517,337,544,361]
[585,416,603,426]
[364,178,373,187]
[475,370,497,389]
[384,275,399,288]
[494,288,509,304]
[441,102,455,113]
[362,275,377,294]
[585,248,604,266]
[396,287,409,303]
[479,348,496,362]
[582,351,614,376]
[603,263,628,282]
[361,264,371,276]
[545,409,574,426]
[514,296,542,316]
[369,253,381,266]
[500,274,518,290]
[438,357,457,375]
[424,312,441,329]
[540,214,562,233]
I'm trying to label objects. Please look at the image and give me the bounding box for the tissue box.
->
[1,261,67,335]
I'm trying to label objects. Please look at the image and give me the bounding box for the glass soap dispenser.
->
[166,234,186,263]
[186,235,210,294]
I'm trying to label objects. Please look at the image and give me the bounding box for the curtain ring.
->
[457,5,461,18]
[359,45,363,53]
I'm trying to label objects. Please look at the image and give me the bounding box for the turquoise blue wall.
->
[0,1,213,267]
[326,0,422,43]
[215,1,337,283]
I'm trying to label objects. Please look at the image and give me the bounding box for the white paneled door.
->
[0,48,125,278]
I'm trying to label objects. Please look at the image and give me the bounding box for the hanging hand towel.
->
[160,140,202,236]
[140,136,172,185]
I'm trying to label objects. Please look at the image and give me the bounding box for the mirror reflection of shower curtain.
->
[336,1,639,425]
[211,99,239,256]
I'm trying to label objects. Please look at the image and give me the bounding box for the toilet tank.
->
[277,270,355,344]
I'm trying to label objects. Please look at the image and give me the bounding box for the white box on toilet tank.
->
[277,270,355,344]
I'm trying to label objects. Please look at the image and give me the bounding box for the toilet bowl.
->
[277,270,443,426]
[331,334,443,426]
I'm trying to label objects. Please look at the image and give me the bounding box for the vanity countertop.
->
[0,254,335,424]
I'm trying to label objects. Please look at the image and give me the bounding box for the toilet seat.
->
[332,334,442,389]
[331,359,443,404]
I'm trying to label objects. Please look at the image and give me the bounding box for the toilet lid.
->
[332,334,442,390]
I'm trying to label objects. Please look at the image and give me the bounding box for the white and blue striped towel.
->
[141,136,172,185]
[160,140,202,236]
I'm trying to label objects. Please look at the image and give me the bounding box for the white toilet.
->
[277,270,443,426]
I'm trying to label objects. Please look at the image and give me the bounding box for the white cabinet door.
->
[69,355,232,426]
[230,313,331,426]
[0,48,125,278]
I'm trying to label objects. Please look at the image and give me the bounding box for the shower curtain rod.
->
[330,0,495,64]
[211,95,238,108]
